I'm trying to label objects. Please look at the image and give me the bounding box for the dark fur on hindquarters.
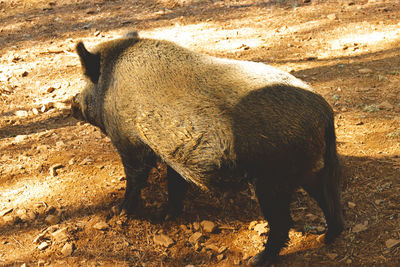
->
[72,32,344,266]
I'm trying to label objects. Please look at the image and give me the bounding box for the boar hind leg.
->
[302,175,344,244]
[119,151,155,215]
[165,166,188,219]
[249,181,294,266]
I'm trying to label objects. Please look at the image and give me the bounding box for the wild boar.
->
[71,32,344,266]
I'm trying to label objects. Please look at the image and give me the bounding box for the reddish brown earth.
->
[0,0,399,266]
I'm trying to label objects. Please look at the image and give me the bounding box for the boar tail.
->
[320,117,345,242]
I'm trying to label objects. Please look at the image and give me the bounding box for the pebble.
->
[51,227,68,243]
[352,221,368,233]
[93,221,109,230]
[61,242,74,256]
[248,221,258,230]
[189,232,203,244]
[193,222,200,231]
[327,14,337,20]
[358,68,373,74]
[385,239,400,249]
[348,202,356,209]
[45,214,60,225]
[153,234,174,248]
[205,243,219,252]
[15,110,28,117]
[2,215,15,224]
[253,222,269,236]
[32,108,39,115]
[13,135,27,143]
[327,253,338,260]
[201,220,216,233]
[377,101,394,110]
[38,241,50,250]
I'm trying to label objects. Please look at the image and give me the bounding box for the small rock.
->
[205,243,219,252]
[352,221,368,233]
[14,135,27,143]
[327,253,338,260]
[253,222,269,236]
[93,221,108,230]
[385,239,400,249]
[327,14,337,20]
[2,215,15,224]
[358,68,373,74]
[153,234,174,248]
[61,242,74,256]
[15,110,28,117]
[0,208,13,216]
[47,87,55,93]
[38,241,50,250]
[217,254,225,261]
[189,232,203,244]
[49,164,63,177]
[51,227,68,243]
[32,108,39,115]
[348,202,356,209]
[201,220,216,233]
[45,215,60,225]
[248,221,258,230]
[376,101,394,110]
[193,222,200,231]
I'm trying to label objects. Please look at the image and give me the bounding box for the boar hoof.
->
[248,251,275,267]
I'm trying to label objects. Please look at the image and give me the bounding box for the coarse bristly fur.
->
[72,31,345,266]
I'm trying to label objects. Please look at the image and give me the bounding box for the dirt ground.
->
[0,0,399,266]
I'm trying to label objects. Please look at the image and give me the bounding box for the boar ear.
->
[76,42,100,84]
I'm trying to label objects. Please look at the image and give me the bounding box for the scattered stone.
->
[189,232,203,244]
[0,208,13,216]
[47,87,55,93]
[153,234,174,248]
[352,221,368,233]
[201,220,216,233]
[205,243,219,252]
[51,227,68,243]
[32,108,39,115]
[348,202,356,209]
[45,214,60,225]
[217,254,225,261]
[14,135,27,143]
[248,221,258,230]
[385,239,400,249]
[327,14,337,20]
[327,253,338,260]
[193,222,200,231]
[377,101,394,110]
[49,164,63,177]
[253,222,269,236]
[61,242,74,256]
[33,232,48,244]
[15,110,28,117]
[38,241,50,250]
[358,68,373,74]
[2,215,15,224]
[93,221,109,230]
[53,101,70,110]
